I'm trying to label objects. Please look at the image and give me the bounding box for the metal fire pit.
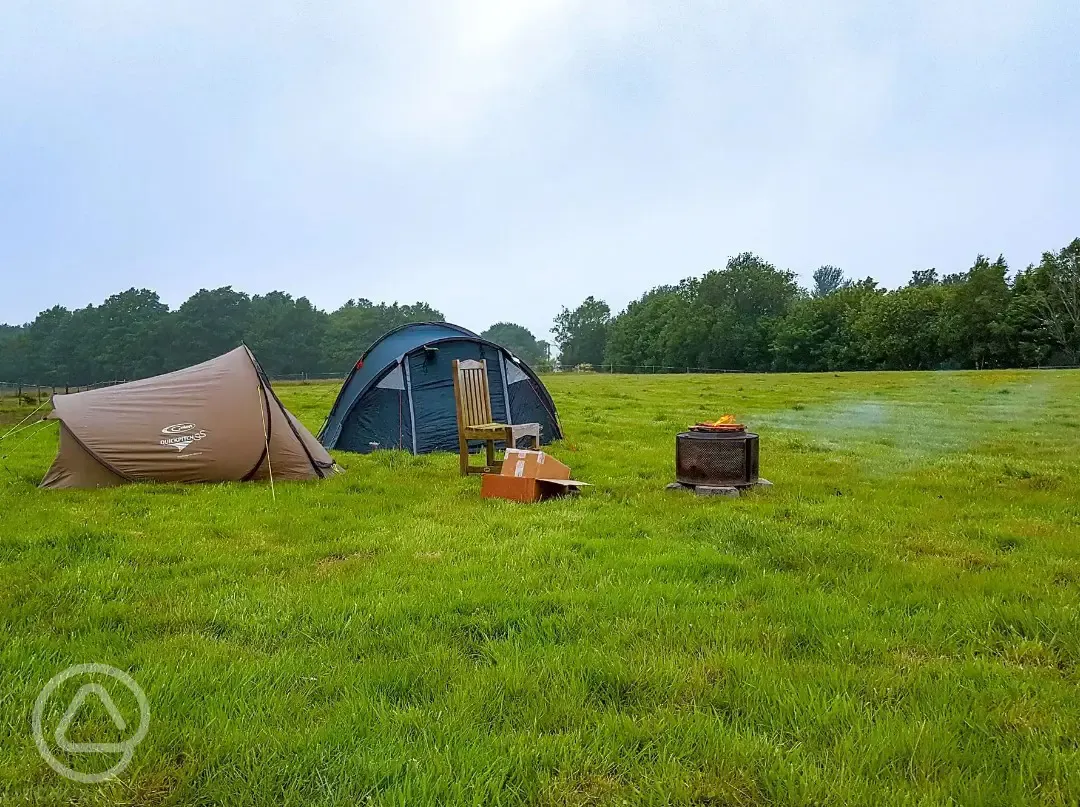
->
[675,427,760,489]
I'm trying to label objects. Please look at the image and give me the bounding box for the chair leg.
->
[458,434,470,476]
[485,439,496,470]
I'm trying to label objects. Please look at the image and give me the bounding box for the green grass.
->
[2,371,1079,806]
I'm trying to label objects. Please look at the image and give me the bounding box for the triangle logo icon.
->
[54,683,128,754]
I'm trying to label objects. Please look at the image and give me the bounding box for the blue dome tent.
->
[318,322,562,454]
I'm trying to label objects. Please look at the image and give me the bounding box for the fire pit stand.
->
[666,424,772,497]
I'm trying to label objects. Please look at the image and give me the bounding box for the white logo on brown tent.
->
[161,422,196,435]
[159,423,207,452]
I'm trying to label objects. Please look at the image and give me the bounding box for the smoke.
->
[755,377,1052,475]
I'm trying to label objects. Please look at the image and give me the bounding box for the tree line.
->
[553,238,1080,372]
[1,236,1076,384]
[0,288,551,385]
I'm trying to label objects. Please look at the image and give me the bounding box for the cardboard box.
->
[480,449,588,503]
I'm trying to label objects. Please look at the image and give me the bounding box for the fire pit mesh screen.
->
[676,430,759,487]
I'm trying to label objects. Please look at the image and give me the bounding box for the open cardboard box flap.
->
[481,449,588,502]
[501,448,571,479]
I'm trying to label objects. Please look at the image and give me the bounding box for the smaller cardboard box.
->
[480,449,588,503]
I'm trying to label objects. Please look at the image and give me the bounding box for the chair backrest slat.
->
[453,359,492,428]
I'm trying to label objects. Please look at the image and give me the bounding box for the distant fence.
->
[549,364,738,374]
[0,375,346,404]
[4,362,1077,399]
[267,373,347,383]
[547,363,1080,374]
[0,380,126,404]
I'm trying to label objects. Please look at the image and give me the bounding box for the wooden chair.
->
[452,358,541,475]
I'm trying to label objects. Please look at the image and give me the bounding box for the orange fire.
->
[691,414,744,431]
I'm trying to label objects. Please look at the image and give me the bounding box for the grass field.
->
[1,370,1079,806]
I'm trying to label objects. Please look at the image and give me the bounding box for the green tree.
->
[533,344,555,373]
[1033,238,1080,363]
[812,265,848,298]
[852,282,952,370]
[168,287,252,368]
[91,289,171,380]
[908,269,940,288]
[696,253,801,370]
[245,292,329,376]
[1006,265,1053,367]
[480,322,547,366]
[553,297,610,367]
[772,280,880,371]
[23,305,105,385]
[945,255,1012,368]
[605,281,706,370]
[322,300,443,372]
[0,325,26,381]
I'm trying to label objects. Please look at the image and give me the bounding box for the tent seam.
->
[54,423,134,483]
[241,349,275,481]
[403,359,418,455]
[246,346,329,479]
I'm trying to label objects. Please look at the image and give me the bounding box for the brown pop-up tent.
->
[41,346,339,489]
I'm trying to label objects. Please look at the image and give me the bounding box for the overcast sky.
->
[2,1,1077,339]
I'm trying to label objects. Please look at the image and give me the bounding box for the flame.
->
[691,414,743,431]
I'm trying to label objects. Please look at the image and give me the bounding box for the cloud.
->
[272,0,646,156]
[0,1,1077,337]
